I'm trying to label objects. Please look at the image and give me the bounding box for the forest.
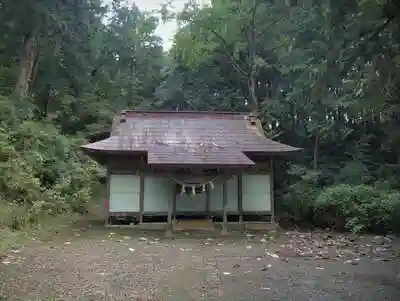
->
[0,0,400,239]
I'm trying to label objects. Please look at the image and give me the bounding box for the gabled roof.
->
[81,110,300,166]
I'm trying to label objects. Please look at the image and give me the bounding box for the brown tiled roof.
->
[147,144,255,166]
[81,111,300,165]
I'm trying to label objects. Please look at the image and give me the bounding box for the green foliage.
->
[314,184,400,234]
[281,178,400,234]
[280,165,322,225]
[0,0,165,238]
[0,96,101,230]
[168,0,400,235]
[0,0,400,239]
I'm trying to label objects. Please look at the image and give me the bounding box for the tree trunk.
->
[30,49,40,88]
[248,74,258,112]
[313,131,319,169]
[248,73,265,135]
[40,84,51,118]
[15,34,39,99]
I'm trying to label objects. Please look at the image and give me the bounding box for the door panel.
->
[208,177,238,212]
[143,176,173,212]
[209,182,223,211]
[242,174,271,212]
[226,175,238,212]
[176,190,207,212]
[109,174,140,212]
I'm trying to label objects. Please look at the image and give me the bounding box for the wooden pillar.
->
[237,174,243,224]
[105,169,111,226]
[270,158,275,224]
[166,183,175,237]
[172,183,177,223]
[221,179,228,235]
[206,185,210,219]
[139,174,145,224]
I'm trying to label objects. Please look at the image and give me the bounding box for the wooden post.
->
[139,174,145,224]
[237,174,243,225]
[270,158,275,224]
[105,169,111,226]
[172,183,177,224]
[166,183,175,237]
[221,179,228,235]
[206,184,210,220]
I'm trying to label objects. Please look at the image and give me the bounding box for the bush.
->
[279,165,322,225]
[314,184,400,233]
[0,103,103,230]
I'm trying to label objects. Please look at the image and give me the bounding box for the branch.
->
[250,0,262,29]
[255,14,285,41]
[210,29,248,79]
[244,0,279,71]
[340,15,395,78]
[247,0,262,59]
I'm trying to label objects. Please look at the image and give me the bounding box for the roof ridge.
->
[122,110,249,116]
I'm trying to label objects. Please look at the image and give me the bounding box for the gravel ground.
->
[0,228,399,301]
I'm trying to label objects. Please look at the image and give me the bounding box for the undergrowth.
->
[279,165,400,234]
[0,198,105,254]
[0,95,105,252]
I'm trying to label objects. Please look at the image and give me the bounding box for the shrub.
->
[0,113,102,230]
[279,165,322,225]
[314,184,400,233]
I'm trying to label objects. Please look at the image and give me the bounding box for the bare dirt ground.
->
[1,227,399,301]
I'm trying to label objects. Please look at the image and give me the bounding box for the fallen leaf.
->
[345,258,360,265]
[265,251,279,259]
[261,264,272,271]
[373,258,390,262]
